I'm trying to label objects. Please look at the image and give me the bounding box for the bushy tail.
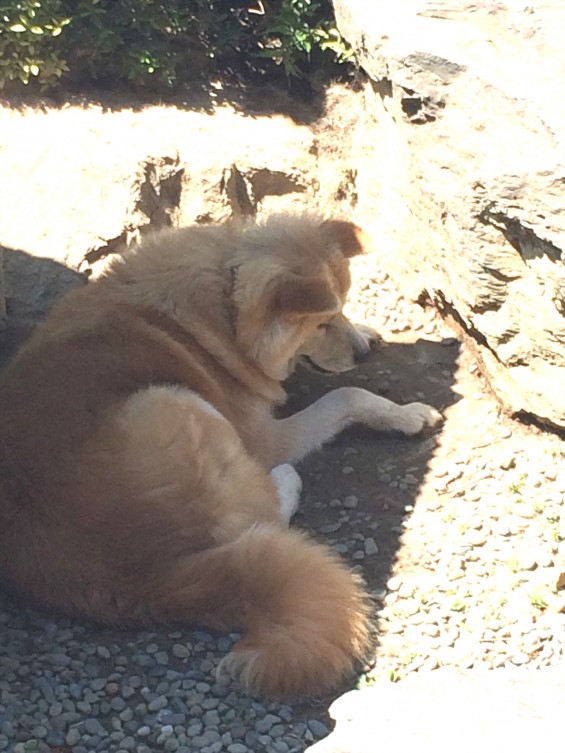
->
[152,524,372,699]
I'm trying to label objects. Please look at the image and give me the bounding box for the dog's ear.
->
[321,219,366,257]
[274,274,340,317]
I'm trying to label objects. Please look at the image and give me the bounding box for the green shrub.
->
[0,0,353,91]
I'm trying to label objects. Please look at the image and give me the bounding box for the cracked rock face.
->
[0,103,319,323]
[334,0,565,428]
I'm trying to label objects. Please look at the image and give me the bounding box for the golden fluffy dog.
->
[0,214,440,698]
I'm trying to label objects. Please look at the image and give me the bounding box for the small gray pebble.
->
[119,707,134,722]
[343,495,359,509]
[203,710,220,726]
[202,743,222,753]
[308,719,329,737]
[269,724,285,738]
[201,698,219,710]
[84,719,105,736]
[217,637,233,652]
[65,728,81,746]
[172,644,190,659]
[194,730,221,746]
[271,743,290,753]
[277,706,293,722]
[228,744,250,753]
[148,695,168,712]
[332,543,349,554]
[319,522,341,533]
[255,714,280,733]
[186,722,203,736]
[111,697,127,712]
[364,537,379,556]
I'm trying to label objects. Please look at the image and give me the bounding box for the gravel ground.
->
[1,254,564,752]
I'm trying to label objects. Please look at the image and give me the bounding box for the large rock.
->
[0,103,318,275]
[307,668,565,752]
[333,0,565,428]
[0,101,324,340]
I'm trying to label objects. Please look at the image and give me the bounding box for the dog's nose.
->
[353,346,371,364]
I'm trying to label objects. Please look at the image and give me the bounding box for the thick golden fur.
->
[0,214,440,698]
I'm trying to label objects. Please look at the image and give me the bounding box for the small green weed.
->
[450,599,467,613]
[529,592,549,610]
[508,474,527,496]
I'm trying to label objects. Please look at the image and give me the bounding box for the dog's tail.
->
[152,524,371,699]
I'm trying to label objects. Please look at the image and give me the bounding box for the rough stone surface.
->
[2,246,85,321]
[0,99,326,335]
[306,668,565,752]
[0,104,319,275]
[334,0,565,428]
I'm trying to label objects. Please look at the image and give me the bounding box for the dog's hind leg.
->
[270,387,442,465]
[114,385,294,540]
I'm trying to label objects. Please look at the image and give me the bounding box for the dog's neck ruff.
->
[132,300,286,406]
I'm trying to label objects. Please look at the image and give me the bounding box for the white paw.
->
[395,402,443,436]
[271,464,302,523]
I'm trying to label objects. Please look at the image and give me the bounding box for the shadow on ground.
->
[0,246,86,367]
[285,338,460,679]
[0,249,460,748]
[0,70,341,125]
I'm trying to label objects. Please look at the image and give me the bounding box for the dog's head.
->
[232,215,372,380]
[297,314,379,375]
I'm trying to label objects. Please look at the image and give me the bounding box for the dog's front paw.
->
[395,402,443,435]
